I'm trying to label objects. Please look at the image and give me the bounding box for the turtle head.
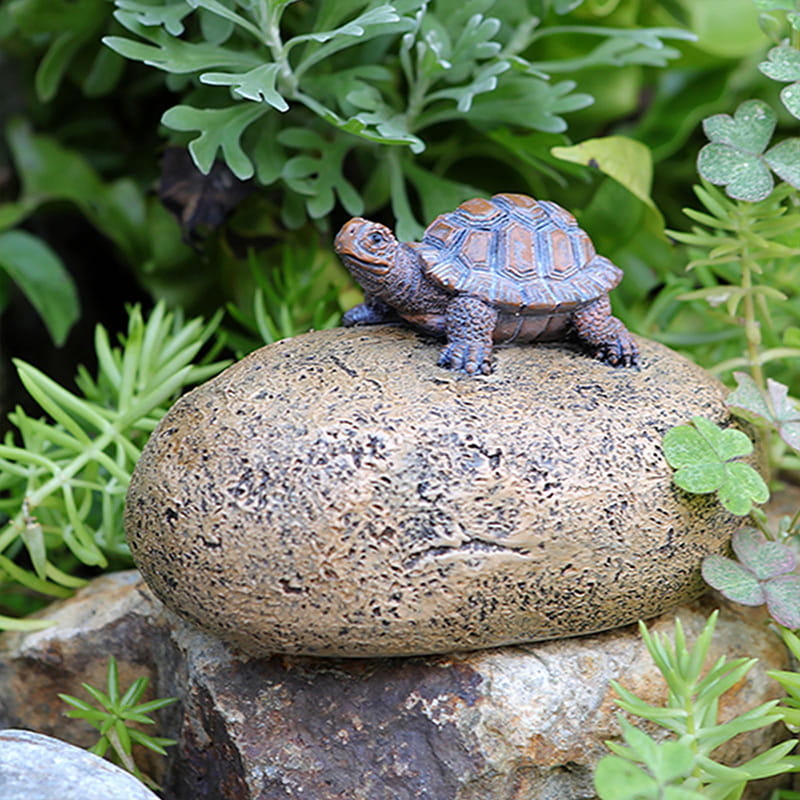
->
[335,218,398,276]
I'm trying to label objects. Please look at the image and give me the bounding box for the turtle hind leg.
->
[571,295,639,368]
[439,295,498,375]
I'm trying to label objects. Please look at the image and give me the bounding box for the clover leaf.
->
[759,45,800,119]
[662,416,768,516]
[702,528,800,628]
[727,372,800,454]
[697,99,800,201]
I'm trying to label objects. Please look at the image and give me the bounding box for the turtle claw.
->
[596,332,640,369]
[438,341,493,375]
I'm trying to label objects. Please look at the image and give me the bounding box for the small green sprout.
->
[662,416,769,516]
[703,527,800,629]
[59,657,178,791]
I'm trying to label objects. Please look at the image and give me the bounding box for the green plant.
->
[102,0,693,237]
[224,241,347,355]
[59,656,177,792]
[0,302,230,629]
[594,612,800,799]
[661,416,769,517]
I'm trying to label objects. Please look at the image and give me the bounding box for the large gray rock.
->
[125,327,751,657]
[0,729,160,800]
[0,572,791,800]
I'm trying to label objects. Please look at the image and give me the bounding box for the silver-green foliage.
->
[103,0,692,237]
[595,612,800,800]
[0,303,230,629]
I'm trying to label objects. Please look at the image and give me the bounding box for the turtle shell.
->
[418,193,622,311]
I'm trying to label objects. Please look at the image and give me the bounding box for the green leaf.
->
[551,136,658,216]
[663,418,765,515]
[764,138,800,187]
[161,104,267,179]
[114,0,191,35]
[200,63,289,110]
[0,230,80,346]
[594,755,659,799]
[35,31,88,102]
[698,100,778,202]
[759,46,800,117]
[701,555,765,606]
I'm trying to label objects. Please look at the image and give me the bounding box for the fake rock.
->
[126,327,752,656]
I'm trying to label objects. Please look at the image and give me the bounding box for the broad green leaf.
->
[648,741,696,785]
[672,463,727,494]
[698,100,778,202]
[718,462,770,515]
[759,44,800,82]
[0,230,80,346]
[550,136,658,214]
[692,416,753,462]
[200,63,289,110]
[732,527,796,580]
[161,104,267,179]
[702,555,765,606]
[765,138,800,187]
[763,575,800,629]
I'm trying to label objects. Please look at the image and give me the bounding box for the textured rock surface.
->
[0,729,160,800]
[0,572,791,800]
[126,327,752,656]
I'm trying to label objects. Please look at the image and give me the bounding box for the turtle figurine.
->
[334,192,639,375]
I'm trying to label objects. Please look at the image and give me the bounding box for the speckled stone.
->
[125,327,751,657]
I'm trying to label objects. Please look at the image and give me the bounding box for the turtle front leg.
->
[342,295,399,326]
[439,295,498,375]
[571,295,639,368]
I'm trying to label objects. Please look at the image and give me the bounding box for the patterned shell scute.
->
[420,193,622,311]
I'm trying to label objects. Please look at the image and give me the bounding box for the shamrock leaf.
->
[697,100,776,201]
[727,372,800,453]
[698,99,800,200]
[703,528,800,628]
[662,416,769,516]
[759,45,800,119]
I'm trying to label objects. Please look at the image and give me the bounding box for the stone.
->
[0,572,791,800]
[126,326,753,657]
[0,729,160,800]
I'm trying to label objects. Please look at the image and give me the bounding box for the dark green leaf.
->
[0,230,80,346]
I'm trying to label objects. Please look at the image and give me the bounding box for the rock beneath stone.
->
[0,572,791,800]
[126,327,752,657]
[0,729,160,800]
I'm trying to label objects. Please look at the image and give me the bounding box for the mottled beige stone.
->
[125,327,752,657]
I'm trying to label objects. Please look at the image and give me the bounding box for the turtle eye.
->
[367,231,385,246]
